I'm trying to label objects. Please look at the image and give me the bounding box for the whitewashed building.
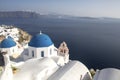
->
[93,68,120,80]
[0,25,19,41]
[0,32,92,80]
[27,32,58,59]
[0,37,18,56]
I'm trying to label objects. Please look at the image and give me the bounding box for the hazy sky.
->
[0,0,120,18]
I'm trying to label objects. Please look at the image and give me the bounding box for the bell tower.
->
[58,41,69,63]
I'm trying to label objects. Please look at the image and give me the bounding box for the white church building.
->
[27,32,58,59]
[0,32,92,80]
[0,36,18,56]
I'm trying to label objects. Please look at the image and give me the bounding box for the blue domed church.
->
[0,37,17,56]
[27,32,58,59]
[0,32,92,80]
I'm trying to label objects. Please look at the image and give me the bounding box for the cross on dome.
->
[40,30,42,34]
[5,36,8,39]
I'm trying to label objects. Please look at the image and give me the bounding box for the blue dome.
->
[0,38,16,48]
[28,33,53,47]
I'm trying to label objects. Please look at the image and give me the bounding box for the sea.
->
[0,17,120,69]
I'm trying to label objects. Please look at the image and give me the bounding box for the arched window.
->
[32,50,34,57]
[41,51,44,57]
[13,49,14,52]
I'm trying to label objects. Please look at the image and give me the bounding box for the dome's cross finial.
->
[40,30,42,34]
[5,36,8,39]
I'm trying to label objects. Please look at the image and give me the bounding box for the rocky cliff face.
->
[18,28,31,44]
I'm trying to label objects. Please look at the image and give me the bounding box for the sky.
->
[0,0,120,18]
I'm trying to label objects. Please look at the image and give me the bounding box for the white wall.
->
[28,45,58,59]
[0,45,18,56]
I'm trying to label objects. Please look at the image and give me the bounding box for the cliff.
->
[0,11,40,18]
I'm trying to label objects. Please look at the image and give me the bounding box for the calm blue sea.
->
[0,18,120,69]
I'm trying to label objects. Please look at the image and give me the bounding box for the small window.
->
[41,51,44,57]
[32,51,34,57]
[50,49,52,55]
[13,49,14,52]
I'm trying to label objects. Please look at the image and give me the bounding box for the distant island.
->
[0,11,120,21]
[0,11,40,18]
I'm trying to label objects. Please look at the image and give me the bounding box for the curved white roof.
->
[13,58,59,80]
[48,60,92,80]
[93,68,120,80]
